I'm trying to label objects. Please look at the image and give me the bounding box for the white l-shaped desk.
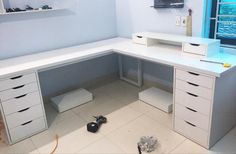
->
[0,36,236,149]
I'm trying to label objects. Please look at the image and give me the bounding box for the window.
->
[208,0,236,47]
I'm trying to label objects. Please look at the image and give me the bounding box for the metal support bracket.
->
[118,54,143,87]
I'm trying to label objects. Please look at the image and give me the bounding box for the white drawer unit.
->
[132,33,158,46]
[174,68,217,149]
[175,79,212,100]
[0,82,38,102]
[6,104,44,129]
[175,117,208,147]
[132,34,148,45]
[182,41,220,57]
[175,89,211,116]
[183,43,207,56]
[9,117,46,142]
[2,91,41,115]
[176,69,214,89]
[175,104,209,131]
[0,73,37,92]
[0,72,47,144]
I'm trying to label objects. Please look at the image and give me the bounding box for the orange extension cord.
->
[50,135,59,154]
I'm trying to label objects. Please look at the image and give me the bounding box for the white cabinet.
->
[174,67,236,149]
[174,68,215,148]
[0,72,47,144]
[183,43,207,56]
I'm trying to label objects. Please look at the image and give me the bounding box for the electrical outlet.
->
[181,16,187,27]
[176,16,181,26]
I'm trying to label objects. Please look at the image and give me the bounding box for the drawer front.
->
[6,104,44,129]
[0,73,36,91]
[176,79,212,100]
[176,69,214,89]
[175,117,208,147]
[132,35,147,45]
[0,82,38,102]
[10,117,46,142]
[175,104,209,131]
[183,43,207,56]
[175,89,211,116]
[2,91,41,115]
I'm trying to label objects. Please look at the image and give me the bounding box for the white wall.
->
[0,0,117,59]
[116,0,205,37]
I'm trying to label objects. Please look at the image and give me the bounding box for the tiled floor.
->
[0,80,236,154]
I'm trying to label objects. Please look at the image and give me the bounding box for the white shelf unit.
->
[0,0,64,15]
[132,32,221,57]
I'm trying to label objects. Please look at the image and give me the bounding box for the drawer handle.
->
[10,75,23,80]
[187,82,199,87]
[15,94,27,99]
[137,36,143,38]
[186,107,197,113]
[190,43,200,46]
[18,107,30,113]
[185,121,196,127]
[188,72,199,76]
[21,120,33,126]
[187,92,198,97]
[12,85,25,89]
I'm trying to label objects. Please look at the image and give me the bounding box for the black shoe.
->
[13,8,26,12]
[26,5,34,10]
[6,8,14,12]
[42,5,52,10]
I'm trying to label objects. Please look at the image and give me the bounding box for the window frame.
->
[206,0,236,48]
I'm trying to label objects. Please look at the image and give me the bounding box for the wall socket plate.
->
[176,16,181,26]
[181,16,187,27]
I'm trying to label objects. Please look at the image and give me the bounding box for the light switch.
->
[176,16,181,26]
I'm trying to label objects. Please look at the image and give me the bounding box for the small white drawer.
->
[175,117,208,147]
[0,73,36,92]
[175,89,211,116]
[176,69,214,89]
[183,43,207,56]
[2,91,41,115]
[6,104,44,129]
[132,35,147,45]
[9,117,46,142]
[175,104,209,131]
[0,82,38,102]
[176,79,212,100]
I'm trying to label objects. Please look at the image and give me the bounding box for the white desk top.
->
[0,38,127,78]
[134,32,220,45]
[112,41,236,77]
[0,37,235,78]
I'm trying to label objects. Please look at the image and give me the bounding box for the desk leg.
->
[118,55,143,87]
